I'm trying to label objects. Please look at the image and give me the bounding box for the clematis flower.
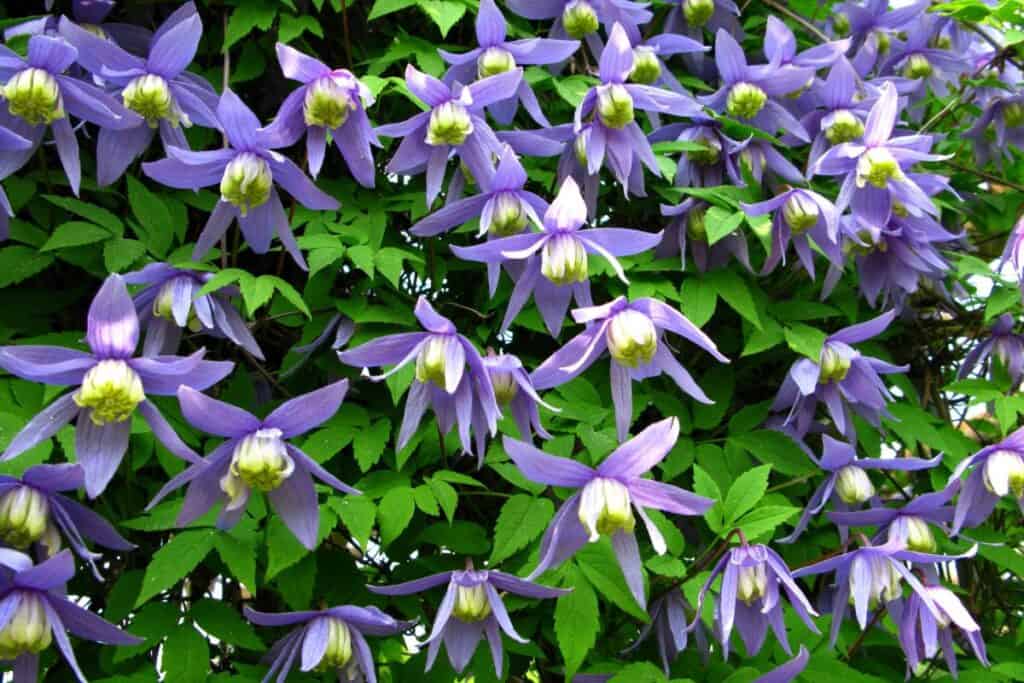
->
[58,4,220,186]
[5,0,152,54]
[440,0,579,127]
[0,464,133,580]
[0,549,141,682]
[648,115,745,188]
[505,0,652,50]
[964,94,1024,168]
[375,65,522,208]
[0,34,140,195]
[505,417,713,607]
[530,296,728,440]
[949,427,1024,536]
[763,16,850,70]
[244,604,412,682]
[665,0,739,37]
[451,176,661,336]
[832,0,927,51]
[793,538,975,646]
[828,484,957,553]
[626,33,708,94]
[0,124,32,240]
[0,274,233,497]
[1000,214,1024,292]
[801,58,873,167]
[367,563,567,676]
[742,187,841,279]
[754,645,810,683]
[959,314,1024,387]
[878,15,965,97]
[573,23,702,194]
[338,297,500,461]
[123,262,263,360]
[261,43,378,185]
[483,351,557,445]
[779,435,941,544]
[770,309,908,440]
[142,89,340,270]
[692,543,818,658]
[625,589,708,674]
[145,381,357,550]
[700,29,812,141]
[894,582,989,678]
[659,197,753,272]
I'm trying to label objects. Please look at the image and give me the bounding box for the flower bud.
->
[902,54,933,79]
[726,82,767,120]
[687,135,721,166]
[607,309,658,368]
[3,68,63,125]
[488,193,528,237]
[874,30,891,55]
[982,449,1024,499]
[1003,102,1024,128]
[736,563,768,605]
[415,335,460,389]
[832,13,850,36]
[122,74,179,127]
[579,477,635,540]
[0,487,49,549]
[477,47,516,79]
[541,234,588,285]
[304,75,355,129]
[74,360,145,425]
[490,370,519,405]
[220,152,273,215]
[318,618,353,670]
[562,0,599,39]
[835,465,875,505]
[426,101,474,146]
[782,193,820,233]
[629,47,661,85]
[683,0,715,27]
[0,593,52,660]
[597,84,635,129]
[686,207,707,241]
[824,110,865,144]
[229,428,295,493]
[856,147,903,189]
[900,515,937,554]
[453,583,492,622]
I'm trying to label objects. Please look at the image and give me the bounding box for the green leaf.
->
[680,277,718,328]
[213,532,257,591]
[418,0,466,37]
[378,485,416,545]
[723,464,771,524]
[126,176,173,256]
[135,529,216,607]
[264,275,312,317]
[576,539,649,621]
[367,0,417,20]
[354,418,391,471]
[0,246,53,287]
[265,517,309,581]
[985,286,1019,320]
[103,238,147,272]
[490,494,555,564]
[331,495,376,547]
[418,520,491,554]
[609,662,668,683]
[729,430,814,476]
[708,270,761,329]
[162,627,209,683]
[413,485,440,515]
[278,14,323,43]
[40,221,111,251]
[426,477,458,522]
[692,464,724,533]
[240,275,275,314]
[704,206,745,246]
[784,323,827,360]
[555,566,599,680]
[225,0,278,49]
[553,75,597,107]
[734,505,799,540]
[196,268,247,297]
[190,599,264,650]
[43,195,123,233]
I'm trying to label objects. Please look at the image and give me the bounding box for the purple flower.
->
[368,564,567,676]
[833,0,927,51]
[58,4,219,186]
[244,604,412,682]
[530,296,728,440]
[895,582,989,678]
[665,0,738,34]
[375,65,522,208]
[878,15,966,97]
[261,43,378,186]
[573,24,701,193]
[801,58,874,167]
[754,645,810,683]
[999,214,1024,292]
[779,435,941,544]
[142,89,340,269]
[505,0,652,50]
[628,33,708,93]
[505,417,713,607]
[742,187,841,278]
[700,29,812,141]
[763,15,850,70]
[964,94,1024,168]
[770,310,908,440]
[0,124,32,240]
[440,0,580,127]
[692,543,818,659]
[648,115,744,188]
[145,381,357,550]
[828,484,958,553]
[451,176,661,336]
[625,590,707,674]
[0,274,233,498]
[0,464,133,579]
[0,549,141,681]
[5,0,152,54]
[123,262,263,360]
[792,538,975,646]
[959,314,1024,387]
[483,351,557,444]
[949,427,1024,536]
[338,297,500,462]
[659,197,753,272]
[0,34,140,195]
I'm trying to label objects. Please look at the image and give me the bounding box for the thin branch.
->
[946,160,1024,194]
[761,0,831,44]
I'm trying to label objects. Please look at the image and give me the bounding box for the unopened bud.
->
[902,54,933,79]
[304,75,355,129]
[74,360,145,425]
[607,309,658,368]
[426,101,474,147]
[683,0,715,27]
[416,335,460,389]
[726,82,767,120]
[856,147,903,189]
[220,152,273,215]
[982,449,1024,499]
[3,68,63,125]
[874,30,891,55]
[1004,102,1024,128]
[318,618,353,670]
[686,207,707,241]
[0,593,51,660]
[122,74,178,127]
[579,477,635,540]
[562,0,599,39]
[782,193,820,233]
[488,193,528,237]
[629,48,661,85]
[687,135,721,166]
[477,47,516,79]
[229,428,295,493]
[900,516,937,554]
[490,370,518,405]
[824,110,865,144]
[0,487,49,549]
[835,465,875,505]
[736,563,768,605]
[453,584,492,622]
[597,84,635,129]
[541,234,588,285]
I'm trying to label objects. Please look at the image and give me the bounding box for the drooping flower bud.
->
[3,68,64,125]
[1003,102,1024,128]
[856,148,904,189]
[726,82,767,120]
[782,193,820,233]
[74,360,146,425]
[453,583,492,622]
[490,370,519,405]
[304,75,355,129]
[683,0,716,27]
[824,110,865,144]
[122,74,180,128]
[0,487,49,549]
[607,309,658,368]
[736,563,768,605]
[541,234,588,285]
[426,101,474,146]
[629,47,661,85]
[579,477,635,541]
[0,593,52,660]
[562,0,599,39]
[982,449,1024,499]
[687,135,722,166]
[902,54,933,79]
[488,193,528,237]
[596,84,635,129]
[686,207,708,242]
[415,335,460,389]
[835,465,875,505]
[317,618,353,670]
[848,554,901,609]
[220,152,273,215]
[229,428,295,493]
[899,515,937,554]
[477,47,516,79]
